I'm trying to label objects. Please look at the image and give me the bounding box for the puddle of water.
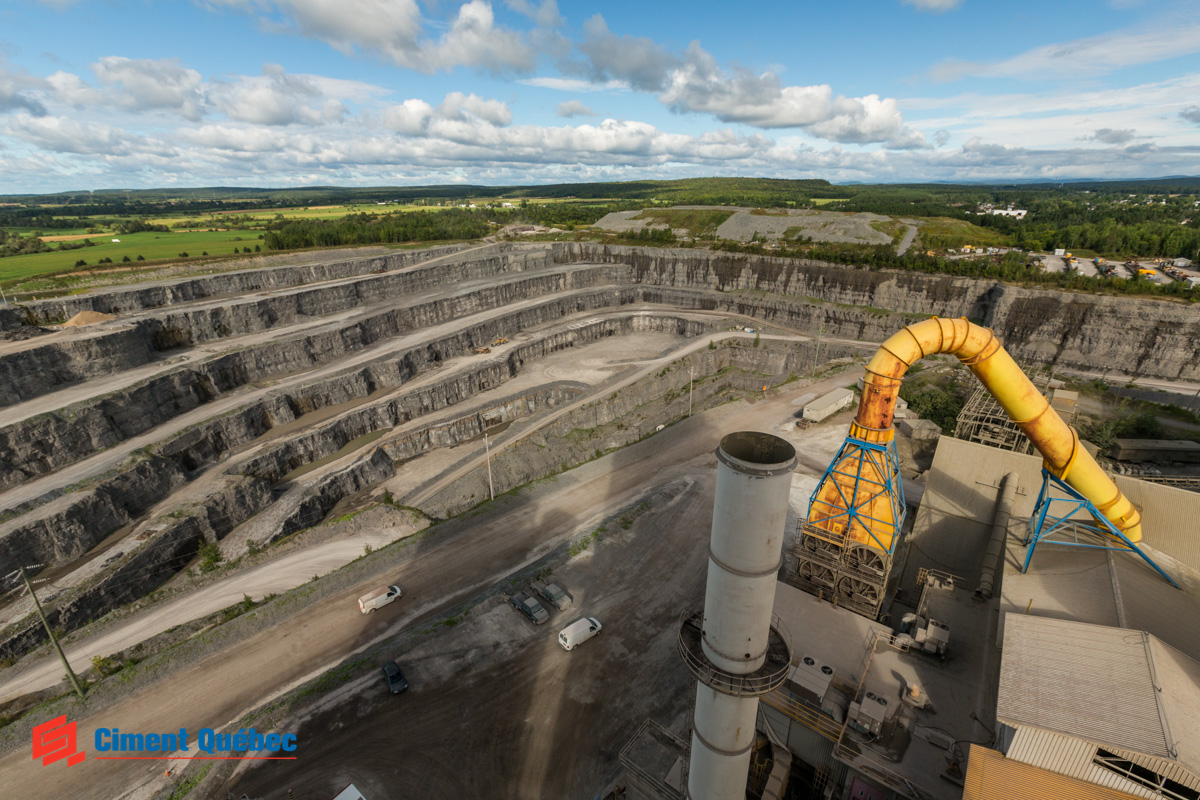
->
[461,419,513,446]
[280,427,392,482]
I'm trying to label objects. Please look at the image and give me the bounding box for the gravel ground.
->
[716,209,893,244]
[593,206,896,246]
[592,210,671,233]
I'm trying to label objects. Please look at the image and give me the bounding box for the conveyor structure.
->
[796,317,1175,618]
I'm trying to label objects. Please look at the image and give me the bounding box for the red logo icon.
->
[32,715,85,767]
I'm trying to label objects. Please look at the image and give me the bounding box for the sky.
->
[1,0,1199,192]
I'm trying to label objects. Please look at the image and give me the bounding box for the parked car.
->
[359,585,402,613]
[559,617,603,651]
[381,661,408,694]
[531,579,571,611]
[509,591,550,625]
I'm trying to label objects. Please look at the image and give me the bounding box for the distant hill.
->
[3,175,1197,208]
[0,177,840,206]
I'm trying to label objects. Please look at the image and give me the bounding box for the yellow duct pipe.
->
[842,317,1141,542]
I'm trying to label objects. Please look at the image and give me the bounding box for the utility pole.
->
[17,566,85,699]
[811,323,826,377]
[689,367,694,418]
[484,433,494,501]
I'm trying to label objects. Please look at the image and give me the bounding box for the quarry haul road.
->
[0,380,847,800]
[404,329,840,507]
[0,525,420,703]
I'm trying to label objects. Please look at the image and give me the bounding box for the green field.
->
[915,217,1011,250]
[0,230,266,284]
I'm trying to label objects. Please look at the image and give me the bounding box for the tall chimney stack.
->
[679,431,796,800]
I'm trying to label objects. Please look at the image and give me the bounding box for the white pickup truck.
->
[358,585,402,613]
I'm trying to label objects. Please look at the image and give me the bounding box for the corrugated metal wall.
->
[1115,477,1200,572]
[966,744,1143,800]
[1005,726,1200,799]
[1008,726,1100,780]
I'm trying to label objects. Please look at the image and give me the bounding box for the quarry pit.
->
[2,241,1199,799]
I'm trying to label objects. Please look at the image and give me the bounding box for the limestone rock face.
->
[3,243,1199,663]
[555,243,1200,379]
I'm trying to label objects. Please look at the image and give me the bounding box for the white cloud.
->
[382,99,435,135]
[902,0,963,12]
[428,1,535,73]
[4,104,1200,191]
[0,58,49,116]
[45,70,102,107]
[901,74,1200,151]
[92,57,205,120]
[438,91,512,125]
[504,0,562,27]
[1085,128,1137,145]
[520,76,627,92]
[38,59,385,128]
[210,64,347,125]
[213,0,534,73]
[659,43,922,146]
[6,114,140,155]
[572,14,679,92]
[556,100,594,117]
[559,19,921,145]
[930,22,1200,81]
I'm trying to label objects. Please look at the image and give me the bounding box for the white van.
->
[558,617,602,651]
[358,585,402,613]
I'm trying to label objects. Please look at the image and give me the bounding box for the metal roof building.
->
[897,436,1200,590]
[964,744,1141,800]
[801,387,856,422]
[996,614,1200,799]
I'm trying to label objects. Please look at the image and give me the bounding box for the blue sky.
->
[1,0,1198,192]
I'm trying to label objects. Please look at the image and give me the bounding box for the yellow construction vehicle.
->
[491,337,509,346]
[473,347,491,354]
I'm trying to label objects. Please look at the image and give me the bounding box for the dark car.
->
[509,591,550,625]
[532,580,571,611]
[382,661,408,694]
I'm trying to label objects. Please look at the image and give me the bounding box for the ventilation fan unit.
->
[855,692,889,735]
[789,654,835,704]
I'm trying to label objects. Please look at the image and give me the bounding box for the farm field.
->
[0,230,265,283]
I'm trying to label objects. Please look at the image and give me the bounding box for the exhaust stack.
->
[679,431,796,800]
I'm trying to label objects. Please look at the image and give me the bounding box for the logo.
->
[32,717,299,766]
[32,715,85,767]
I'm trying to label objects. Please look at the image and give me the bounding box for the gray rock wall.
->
[0,270,626,486]
[0,318,725,662]
[0,246,577,406]
[18,244,475,323]
[554,243,1200,379]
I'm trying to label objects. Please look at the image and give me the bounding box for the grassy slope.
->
[0,230,265,283]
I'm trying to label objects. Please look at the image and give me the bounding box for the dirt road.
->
[0,521,426,702]
[235,472,715,800]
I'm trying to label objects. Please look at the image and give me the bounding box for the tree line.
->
[262,209,492,250]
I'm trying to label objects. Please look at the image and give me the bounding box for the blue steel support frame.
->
[807,437,907,555]
[1024,469,1179,589]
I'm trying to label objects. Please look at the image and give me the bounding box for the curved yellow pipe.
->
[810,317,1142,546]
